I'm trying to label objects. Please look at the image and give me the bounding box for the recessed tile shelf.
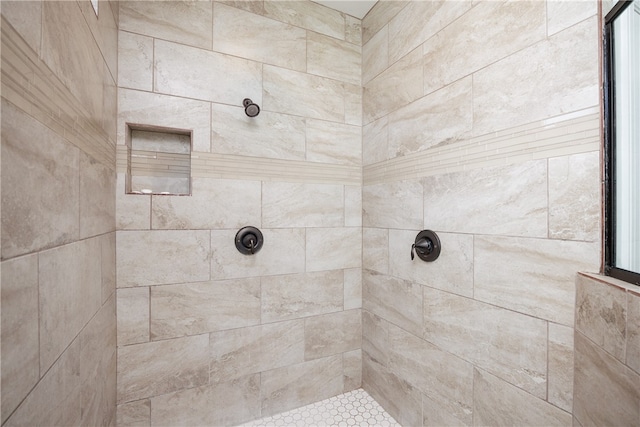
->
[126,124,192,196]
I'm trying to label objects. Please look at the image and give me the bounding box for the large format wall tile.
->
[155,40,262,105]
[213,3,305,71]
[363,228,389,274]
[116,174,151,230]
[150,278,261,340]
[262,182,344,228]
[263,0,345,40]
[343,349,362,391]
[363,180,423,229]
[362,0,408,44]
[548,323,574,412]
[116,400,150,427]
[307,31,361,85]
[304,309,362,360]
[1,0,42,54]
[117,31,153,91]
[628,290,640,374]
[423,287,548,398]
[547,0,597,36]
[363,116,388,165]
[117,287,149,346]
[362,26,388,85]
[117,230,210,287]
[345,186,362,227]
[80,151,115,238]
[344,268,362,309]
[306,227,362,272]
[362,310,390,367]
[306,119,362,166]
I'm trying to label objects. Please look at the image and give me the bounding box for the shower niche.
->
[125,124,192,196]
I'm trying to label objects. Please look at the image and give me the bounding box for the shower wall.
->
[114,2,362,425]
[1,1,118,426]
[361,1,601,425]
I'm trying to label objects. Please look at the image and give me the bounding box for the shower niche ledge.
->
[125,124,192,196]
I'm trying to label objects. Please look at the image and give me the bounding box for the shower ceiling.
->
[313,0,377,19]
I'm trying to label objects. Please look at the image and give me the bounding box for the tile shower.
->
[1,1,639,427]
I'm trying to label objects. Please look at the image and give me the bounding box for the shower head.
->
[243,98,260,117]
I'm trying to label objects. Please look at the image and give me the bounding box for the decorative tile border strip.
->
[364,107,600,185]
[1,18,115,169]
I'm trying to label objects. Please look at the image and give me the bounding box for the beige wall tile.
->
[423,160,548,237]
[306,227,362,272]
[117,334,209,403]
[116,174,151,230]
[307,31,361,85]
[628,291,640,374]
[548,323,574,412]
[1,101,79,259]
[150,373,260,427]
[363,116,388,165]
[344,267,362,309]
[219,1,264,15]
[475,236,600,326]
[345,185,362,227]
[150,278,260,340]
[305,309,362,360]
[118,31,153,91]
[362,1,407,44]
[263,0,345,40]
[363,228,389,274]
[547,0,597,36]
[363,25,388,85]
[80,151,115,238]
[363,180,423,229]
[363,270,422,337]
[209,320,305,383]
[117,287,150,346]
[389,230,473,298]
[262,270,343,323]
[345,15,361,45]
[103,61,118,144]
[549,151,601,241]
[117,400,150,427]
[306,119,362,166]
[344,82,363,126]
[213,3,306,71]
[152,178,261,229]
[474,368,572,426]
[362,310,390,367]
[261,355,344,417]
[154,40,262,105]
[101,232,117,303]
[388,76,473,157]
[573,332,640,427]
[423,287,548,398]
[119,1,212,49]
[262,182,344,228]
[343,349,362,391]
[263,65,345,122]
[211,228,305,279]
[1,254,40,423]
[211,103,306,160]
[79,0,118,82]
[1,1,42,54]
[422,392,471,427]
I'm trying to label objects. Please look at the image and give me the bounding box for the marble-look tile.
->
[117,334,209,403]
[573,332,640,427]
[389,230,473,298]
[80,151,115,238]
[423,287,548,398]
[548,323,574,412]
[261,355,344,417]
[308,31,361,85]
[345,186,362,227]
[152,178,261,229]
[1,254,40,423]
[362,1,408,44]
[117,400,150,427]
[363,228,388,274]
[422,0,544,95]
[263,0,345,40]
[473,17,598,135]
[219,1,264,15]
[547,0,597,36]
[345,15,362,45]
[263,65,345,122]
[363,270,422,337]
[344,82,363,126]
[209,320,305,383]
[261,270,343,323]
[363,116,388,165]
[211,228,305,279]
[101,232,116,303]
[549,151,601,241]
[118,88,211,152]
[1,100,79,259]
[155,39,262,106]
[213,3,306,71]
[116,173,151,230]
[363,180,423,229]
[119,0,212,49]
[305,309,362,360]
[344,268,362,309]
[628,291,640,374]
[4,338,81,427]
[389,0,472,65]
[1,0,42,54]
[363,47,423,124]
[150,373,260,427]
[79,0,118,83]
[362,310,390,367]
[306,227,362,272]
[117,230,210,287]
[211,103,305,160]
[474,368,572,426]
[343,349,362,391]
[422,392,471,427]
[39,239,102,373]
[388,76,473,157]
[388,324,473,426]
[576,274,627,362]
[103,60,118,144]
[475,236,600,326]
[118,31,153,91]
[362,25,388,85]
[423,160,548,237]
[117,287,149,346]
[150,278,261,340]
[306,119,362,166]
[262,182,344,228]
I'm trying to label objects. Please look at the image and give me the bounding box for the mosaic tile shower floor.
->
[239,389,401,427]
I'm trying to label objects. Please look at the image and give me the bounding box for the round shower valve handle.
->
[235,226,264,255]
[411,230,441,262]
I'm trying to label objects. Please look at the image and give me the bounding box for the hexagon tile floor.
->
[239,389,401,427]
